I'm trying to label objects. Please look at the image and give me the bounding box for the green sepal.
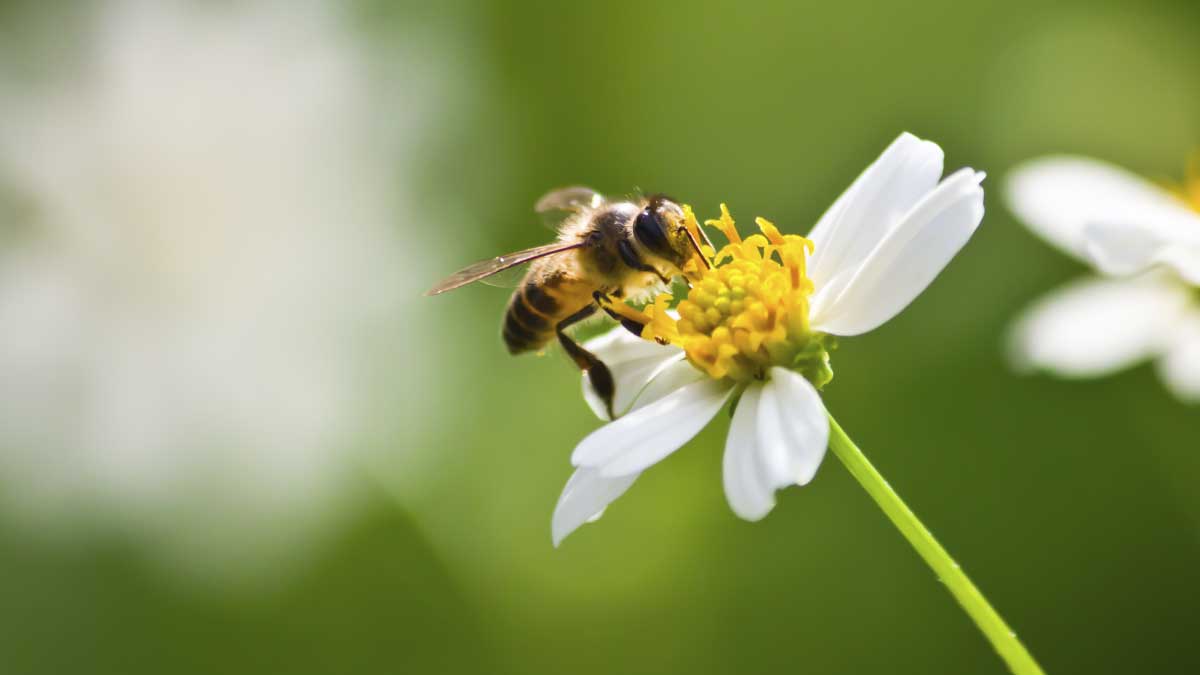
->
[789,333,836,390]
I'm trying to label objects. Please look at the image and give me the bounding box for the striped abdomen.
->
[503,273,594,354]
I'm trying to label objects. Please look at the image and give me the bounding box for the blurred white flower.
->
[1006,156,1200,402]
[555,133,986,545]
[0,0,445,579]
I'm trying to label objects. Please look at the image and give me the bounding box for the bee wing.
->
[535,186,603,214]
[425,242,586,296]
[535,186,603,231]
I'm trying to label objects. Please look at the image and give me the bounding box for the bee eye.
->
[633,207,670,254]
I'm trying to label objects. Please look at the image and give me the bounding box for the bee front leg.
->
[617,239,671,285]
[557,303,617,420]
[593,290,646,338]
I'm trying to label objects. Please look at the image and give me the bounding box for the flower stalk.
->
[827,415,1045,675]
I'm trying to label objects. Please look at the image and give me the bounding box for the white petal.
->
[810,169,985,336]
[757,368,829,486]
[571,378,734,477]
[626,358,708,414]
[583,326,675,363]
[1005,156,1200,263]
[1082,221,1200,285]
[808,132,945,290]
[1157,310,1200,404]
[581,351,685,421]
[722,370,829,523]
[1008,275,1190,377]
[551,467,640,546]
[721,383,774,521]
[580,328,685,420]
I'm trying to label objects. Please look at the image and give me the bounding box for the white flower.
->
[0,0,446,578]
[555,132,986,545]
[1006,156,1200,402]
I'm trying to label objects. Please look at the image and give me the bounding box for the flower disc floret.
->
[642,205,833,385]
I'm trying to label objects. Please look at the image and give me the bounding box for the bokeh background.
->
[0,0,1198,673]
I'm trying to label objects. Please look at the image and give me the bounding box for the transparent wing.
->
[535,186,603,213]
[425,242,586,295]
[479,261,534,289]
[536,186,603,231]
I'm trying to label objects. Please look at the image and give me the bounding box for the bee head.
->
[633,194,691,268]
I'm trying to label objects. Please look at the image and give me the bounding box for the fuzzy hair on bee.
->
[427,186,708,419]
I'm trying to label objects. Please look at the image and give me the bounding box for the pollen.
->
[640,204,834,385]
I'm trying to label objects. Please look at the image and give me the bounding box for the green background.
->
[2,1,1199,674]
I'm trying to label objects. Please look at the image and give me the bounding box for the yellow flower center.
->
[634,204,834,385]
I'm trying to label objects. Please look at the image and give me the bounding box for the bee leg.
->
[617,239,671,284]
[593,290,646,338]
[557,303,616,419]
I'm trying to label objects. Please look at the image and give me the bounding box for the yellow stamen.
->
[640,293,681,345]
[642,205,830,384]
[705,203,741,244]
[756,217,785,246]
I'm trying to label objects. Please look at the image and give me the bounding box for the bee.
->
[426,186,710,419]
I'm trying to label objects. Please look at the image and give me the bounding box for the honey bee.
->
[426,186,710,418]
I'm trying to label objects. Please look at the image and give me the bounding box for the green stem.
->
[827,415,1045,675]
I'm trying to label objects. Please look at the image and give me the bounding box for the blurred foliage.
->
[2,0,1199,674]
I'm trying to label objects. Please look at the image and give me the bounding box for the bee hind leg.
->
[557,303,616,419]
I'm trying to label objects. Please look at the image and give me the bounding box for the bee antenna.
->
[695,222,716,251]
[681,225,712,269]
